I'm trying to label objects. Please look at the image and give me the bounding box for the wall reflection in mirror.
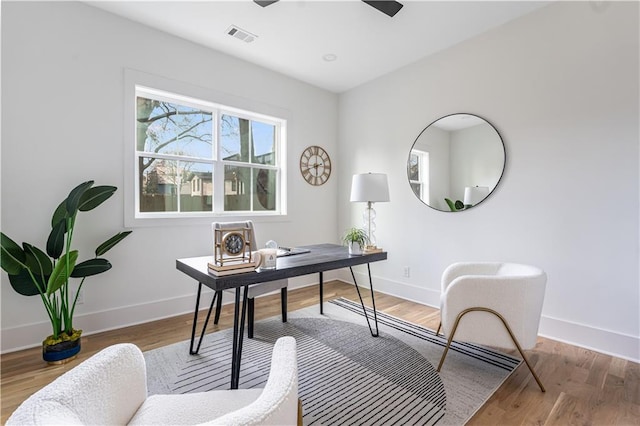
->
[408,113,505,212]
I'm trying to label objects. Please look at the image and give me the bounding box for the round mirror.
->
[407,113,505,212]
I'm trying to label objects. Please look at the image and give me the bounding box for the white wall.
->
[338,1,639,361]
[1,2,339,351]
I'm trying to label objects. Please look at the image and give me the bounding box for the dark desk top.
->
[176,243,387,291]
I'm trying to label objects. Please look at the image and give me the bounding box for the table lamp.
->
[463,186,490,207]
[350,173,390,253]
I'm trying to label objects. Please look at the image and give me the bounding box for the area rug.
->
[144,298,521,425]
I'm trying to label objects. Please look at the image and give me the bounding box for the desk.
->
[176,243,387,389]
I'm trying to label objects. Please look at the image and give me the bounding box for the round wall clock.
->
[300,145,331,186]
[222,232,245,255]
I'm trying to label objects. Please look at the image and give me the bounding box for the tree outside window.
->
[135,88,283,217]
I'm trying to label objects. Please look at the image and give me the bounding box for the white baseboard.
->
[1,292,204,354]
[335,268,441,307]
[0,274,324,354]
[539,315,640,363]
[3,272,638,364]
[344,269,640,363]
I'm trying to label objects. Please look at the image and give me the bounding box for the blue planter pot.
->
[43,337,81,364]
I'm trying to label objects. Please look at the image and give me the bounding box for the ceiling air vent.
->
[226,25,257,43]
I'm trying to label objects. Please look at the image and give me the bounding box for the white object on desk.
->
[259,248,278,270]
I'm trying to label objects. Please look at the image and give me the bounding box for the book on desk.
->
[207,260,259,276]
[208,265,258,276]
[206,246,311,276]
[276,247,311,256]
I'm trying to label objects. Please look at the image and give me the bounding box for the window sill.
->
[125,213,290,228]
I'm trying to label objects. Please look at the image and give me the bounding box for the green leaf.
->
[65,181,94,217]
[46,219,66,259]
[78,186,116,212]
[23,243,53,277]
[0,232,26,275]
[444,198,458,212]
[95,231,132,256]
[8,270,42,296]
[46,250,78,296]
[51,200,68,228]
[70,258,112,278]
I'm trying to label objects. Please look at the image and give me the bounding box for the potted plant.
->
[1,180,132,364]
[342,227,370,256]
[445,198,466,212]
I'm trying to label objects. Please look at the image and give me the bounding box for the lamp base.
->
[363,245,383,254]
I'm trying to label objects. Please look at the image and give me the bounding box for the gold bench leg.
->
[436,307,545,392]
[297,398,303,426]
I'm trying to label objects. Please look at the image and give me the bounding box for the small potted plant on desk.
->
[342,227,370,256]
[1,180,132,364]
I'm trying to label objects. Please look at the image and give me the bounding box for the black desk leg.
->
[189,282,220,355]
[281,287,288,322]
[230,284,249,389]
[349,263,379,337]
[319,271,324,314]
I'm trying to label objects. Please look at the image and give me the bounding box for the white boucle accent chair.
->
[436,262,547,392]
[7,336,300,425]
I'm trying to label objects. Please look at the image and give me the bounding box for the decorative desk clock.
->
[213,226,254,267]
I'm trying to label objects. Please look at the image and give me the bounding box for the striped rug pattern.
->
[331,298,521,373]
[144,298,521,425]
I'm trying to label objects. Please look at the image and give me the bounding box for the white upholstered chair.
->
[211,220,288,339]
[436,262,547,392]
[7,337,300,425]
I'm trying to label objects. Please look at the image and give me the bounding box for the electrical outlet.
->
[75,289,84,305]
[403,266,410,278]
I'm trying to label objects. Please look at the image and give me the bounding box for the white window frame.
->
[124,70,288,227]
[409,150,429,201]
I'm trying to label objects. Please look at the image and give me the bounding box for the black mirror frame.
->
[407,113,506,212]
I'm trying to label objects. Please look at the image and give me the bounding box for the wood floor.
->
[2,281,638,425]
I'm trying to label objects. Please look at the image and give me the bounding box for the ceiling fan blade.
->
[362,1,403,17]
[254,0,279,7]
[254,0,403,18]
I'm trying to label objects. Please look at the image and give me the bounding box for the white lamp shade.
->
[350,173,390,203]
[463,186,490,205]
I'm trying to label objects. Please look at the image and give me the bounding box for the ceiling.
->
[433,113,486,131]
[88,0,550,93]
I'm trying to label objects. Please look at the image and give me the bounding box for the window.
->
[134,87,286,219]
[408,150,429,201]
